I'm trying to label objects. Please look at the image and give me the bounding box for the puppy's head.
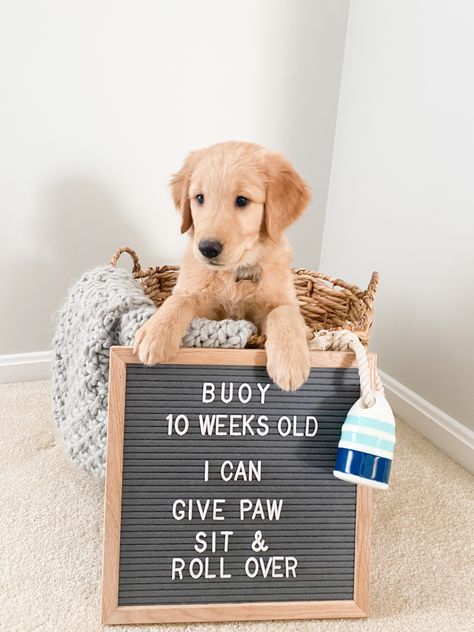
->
[170,141,310,269]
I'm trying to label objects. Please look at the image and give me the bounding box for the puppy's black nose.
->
[198,239,223,259]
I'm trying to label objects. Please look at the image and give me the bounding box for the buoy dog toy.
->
[334,392,395,489]
[310,329,396,489]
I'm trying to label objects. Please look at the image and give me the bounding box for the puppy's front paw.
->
[134,317,182,365]
[266,338,310,391]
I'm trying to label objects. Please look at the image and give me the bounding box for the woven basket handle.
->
[110,247,142,275]
[364,271,379,308]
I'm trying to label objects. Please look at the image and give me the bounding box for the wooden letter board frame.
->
[102,347,374,624]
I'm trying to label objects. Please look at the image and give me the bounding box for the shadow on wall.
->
[0,179,153,355]
[269,0,349,272]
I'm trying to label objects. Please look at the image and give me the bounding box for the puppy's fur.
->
[135,141,311,390]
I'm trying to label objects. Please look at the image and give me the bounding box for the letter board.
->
[102,347,373,624]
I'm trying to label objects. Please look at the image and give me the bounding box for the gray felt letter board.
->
[102,347,373,624]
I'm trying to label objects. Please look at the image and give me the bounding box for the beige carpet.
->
[0,381,473,632]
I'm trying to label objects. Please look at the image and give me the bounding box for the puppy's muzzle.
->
[198,239,223,260]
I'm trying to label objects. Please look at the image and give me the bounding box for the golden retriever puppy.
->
[134,141,311,390]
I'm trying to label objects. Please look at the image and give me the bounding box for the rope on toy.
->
[309,329,383,408]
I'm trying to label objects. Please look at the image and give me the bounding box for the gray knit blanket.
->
[52,266,256,477]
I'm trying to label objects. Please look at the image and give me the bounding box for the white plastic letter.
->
[194,531,207,553]
[172,499,185,521]
[238,383,252,404]
[257,383,271,404]
[171,558,185,580]
[202,383,215,403]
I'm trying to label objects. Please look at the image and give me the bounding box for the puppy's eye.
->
[235,196,249,208]
[195,194,204,205]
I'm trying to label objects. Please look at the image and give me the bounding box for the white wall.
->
[321,1,474,430]
[0,0,349,354]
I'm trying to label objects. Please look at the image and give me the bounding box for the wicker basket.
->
[111,247,379,348]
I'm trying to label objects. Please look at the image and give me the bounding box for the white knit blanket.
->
[52,266,256,477]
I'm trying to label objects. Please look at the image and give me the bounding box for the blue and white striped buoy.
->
[334,392,396,489]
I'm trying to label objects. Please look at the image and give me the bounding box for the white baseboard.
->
[0,351,53,384]
[380,369,474,475]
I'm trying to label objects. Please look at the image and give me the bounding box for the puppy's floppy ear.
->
[170,151,201,234]
[264,152,311,241]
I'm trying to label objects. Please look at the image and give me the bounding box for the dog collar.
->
[235,264,261,283]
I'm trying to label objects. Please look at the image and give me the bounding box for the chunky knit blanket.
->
[52,266,256,477]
